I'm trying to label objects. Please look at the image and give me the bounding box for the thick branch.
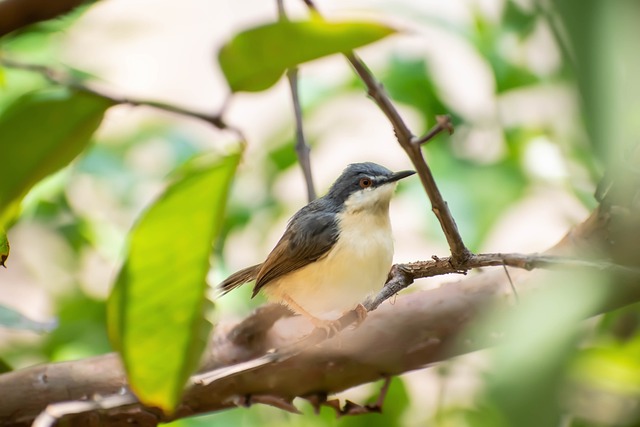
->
[4,263,639,426]
[1,207,638,426]
[0,270,540,426]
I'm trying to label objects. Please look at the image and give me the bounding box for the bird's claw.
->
[353,304,368,327]
[311,318,342,339]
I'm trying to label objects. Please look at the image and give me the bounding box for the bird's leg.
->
[352,303,368,327]
[282,294,340,337]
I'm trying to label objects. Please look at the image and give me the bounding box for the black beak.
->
[384,170,416,184]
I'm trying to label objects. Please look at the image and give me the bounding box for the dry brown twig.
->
[278,0,317,202]
[0,58,245,141]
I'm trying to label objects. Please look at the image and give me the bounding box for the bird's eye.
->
[359,178,372,189]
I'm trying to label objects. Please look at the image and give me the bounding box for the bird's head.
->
[327,162,415,213]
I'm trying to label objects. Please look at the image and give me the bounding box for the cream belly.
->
[262,207,394,319]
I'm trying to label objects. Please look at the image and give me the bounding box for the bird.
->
[218,162,415,328]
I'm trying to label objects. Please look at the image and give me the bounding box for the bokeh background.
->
[2,0,639,425]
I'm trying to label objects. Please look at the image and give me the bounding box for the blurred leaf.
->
[0,87,113,226]
[475,16,541,93]
[42,293,111,361]
[564,331,640,425]
[423,140,527,251]
[0,357,11,374]
[492,60,539,93]
[553,0,640,164]
[0,229,8,267]
[268,139,298,173]
[436,403,508,427]
[218,19,396,92]
[0,67,5,88]
[382,55,453,127]
[0,1,96,45]
[108,152,241,412]
[571,345,640,395]
[471,271,607,427]
[0,304,57,332]
[503,1,538,40]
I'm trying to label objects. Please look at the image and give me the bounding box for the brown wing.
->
[218,264,261,296]
[252,210,338,297]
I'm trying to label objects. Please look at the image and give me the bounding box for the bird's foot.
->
[353,303,368,327]
[309,317,342,339]
[281,294,343,338]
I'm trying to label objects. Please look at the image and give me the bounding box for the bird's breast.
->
[264,209,394,318]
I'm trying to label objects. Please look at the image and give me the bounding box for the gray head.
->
[326,162,415,211]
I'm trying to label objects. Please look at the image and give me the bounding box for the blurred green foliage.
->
[0,0,639,426]
[0,88,113,225]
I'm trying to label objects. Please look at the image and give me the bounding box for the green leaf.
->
[503,1,538,39]
[218,19,396,92]
[0,304,57,332]
[108,152,241,412]
[471,271,608,427]
[0,357,12,374]
[0,88,113,226]
[0,229,8,267]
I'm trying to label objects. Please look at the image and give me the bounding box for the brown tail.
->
[217,264,261,296]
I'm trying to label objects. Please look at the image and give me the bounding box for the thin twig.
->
[412,115,454,146]
[296,2,472,264]
[367,253,640,310]
[277,0,317,201]
[276,0,286,17]
[287,68,317,201]
[0,58,244,140]
[502,264,519,303]
[192,251,640,386]
[343,51,471,266]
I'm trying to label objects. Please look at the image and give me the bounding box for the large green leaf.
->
[0,88,113,225]
[218,19,396,92]
[108,152,241,412]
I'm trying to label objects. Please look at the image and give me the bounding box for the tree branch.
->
[0,0,94,37]
[2,206,638,426]
[276,0,317,202]
[277,0,317,201]
[0,58,244,139]
[302,0,472,265]
[343,53,471,265]
[287,68,317,202]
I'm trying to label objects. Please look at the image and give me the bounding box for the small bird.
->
[218,162,415,327]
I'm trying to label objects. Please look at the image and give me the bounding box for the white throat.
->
[343,182,397,214]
